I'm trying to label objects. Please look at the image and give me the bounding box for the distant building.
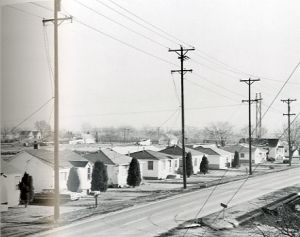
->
[137,139,151,146]
[223,144,267,164]
[240,138,285,160]
[158,134,178,146]
[19,130,41,144]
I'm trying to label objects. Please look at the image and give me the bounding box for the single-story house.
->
[240,138,284,161]
[223,144,267,164]
[6,149,92,193]
[130,150,179,179]
[192,145,232,169]
[160,145,206,174]
[1,160,22,207]
[83,148,136,187]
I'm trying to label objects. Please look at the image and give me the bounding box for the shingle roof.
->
[22,149,88,168]
[130,150,176,160]
[84,148,132,165]
[160,145,205,156]
[222,144,256,153]
[193,146,220,155]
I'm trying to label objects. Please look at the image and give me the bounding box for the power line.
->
[185,79,240,103]
[171,73,181,105]
[73,17,177,66]
[42,26,54,96]
[260,61,300,122]
[157,109,180,128]
[74,0,168,49]
[192,72,244,98]
[10,97,54,133]
[96,0,187,47]
[6,5,44,19]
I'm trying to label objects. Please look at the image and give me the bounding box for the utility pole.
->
[43,0,72,221]
[281,99,296,166]
[169,45,195,189]
[255,93,262,138]
[240,78,260,175]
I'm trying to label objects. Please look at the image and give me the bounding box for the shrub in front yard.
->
[91,161,108,192]
[186,152,194,177]
[67,167,80,192]
[91,161,108,207]
[232,151,240,168]
[18,172,34,207]
[127,158,141,187]
[200,155,209,174]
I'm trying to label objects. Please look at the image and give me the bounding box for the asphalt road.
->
[35,167,300,237]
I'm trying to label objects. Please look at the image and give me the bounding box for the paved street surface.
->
[35,168,300,237]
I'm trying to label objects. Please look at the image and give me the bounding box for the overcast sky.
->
[1,0,300,134]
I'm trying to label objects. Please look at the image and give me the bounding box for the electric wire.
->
[260,61,300,123]
[74,0,169,49]
[95,0,186,47]
[10,97,54,133]
[185,79,241,104]
[73,17,177,67]
[42,26,54,96]
[6,5,44,19]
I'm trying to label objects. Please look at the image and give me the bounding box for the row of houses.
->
[0,138,290,207]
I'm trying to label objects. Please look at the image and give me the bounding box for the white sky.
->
[1,0,300,133]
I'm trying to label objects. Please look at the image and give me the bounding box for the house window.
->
[87,167,91,180]
[241,153,245,158]
[194,158,197,166]
[175,160,178,167]
[148,161,154,170]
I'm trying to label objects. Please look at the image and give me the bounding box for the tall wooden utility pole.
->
[53,0,60,222]
[240,78,260,175]
[281,98,296,166]
[43,0,72,221]
[169,45,195,189]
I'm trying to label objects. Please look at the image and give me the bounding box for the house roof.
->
[1,160,22,175]
[160,145,205,156]
[17,149,89,168]
[83,148,132,165]
[193,146,220,155]
[222,144,256,153]
[130,150,176,160]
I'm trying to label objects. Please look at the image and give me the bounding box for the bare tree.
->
[34,120,51,141]
[240,125,268,138]
[202,122,234,146]
[280,119,300,151]
[254,204,300,237]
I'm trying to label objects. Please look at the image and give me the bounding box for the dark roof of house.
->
[83,148,132,165]
[130,150,176,160]
[160,145,204,156]
[20,149,89,168]
[193,146,220,155]
[222,144,256,153]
